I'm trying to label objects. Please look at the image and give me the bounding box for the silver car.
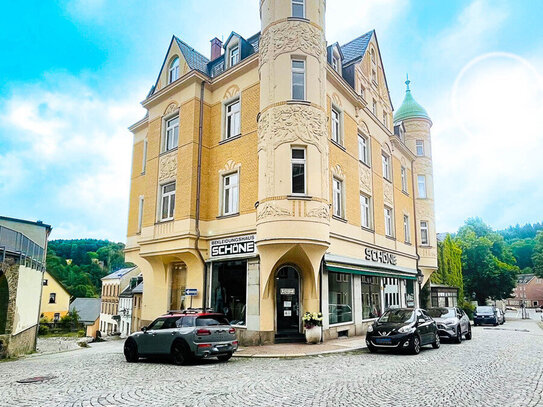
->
[427,307,472,343]
[124,311,238,365]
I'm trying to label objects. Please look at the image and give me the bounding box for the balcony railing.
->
[0,225,46,269]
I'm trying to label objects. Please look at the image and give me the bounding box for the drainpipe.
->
[195,81,207,309]
[410,159,422,306]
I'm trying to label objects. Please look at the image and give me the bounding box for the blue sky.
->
[1,0,542,242]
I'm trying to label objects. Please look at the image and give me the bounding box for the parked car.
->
[496,309,505,324]
[124,310,238,365]
[535,306,543,313]
[505,306,517,312]
[427,307,472,343]
[473,306,499,326]
[365,308,440,355]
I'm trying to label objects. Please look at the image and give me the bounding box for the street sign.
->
[185,288,198,296]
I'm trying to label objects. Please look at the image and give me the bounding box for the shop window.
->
[383,278,400,309]
[169,263,187,311]
[361,276,382,319]
[328,271,353,324]
[211,260,247,326]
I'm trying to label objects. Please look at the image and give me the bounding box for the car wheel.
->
[171,341,190,366]
[217,352,233,362]
[494,321,498,326]
[411,335,421,355]
[455,327,463,344]
[432,333,440,349]
[367,343,378,353]
[124,339,139,363]
[465,325,472,340]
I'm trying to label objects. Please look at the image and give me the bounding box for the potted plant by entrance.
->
[302,312,323,344]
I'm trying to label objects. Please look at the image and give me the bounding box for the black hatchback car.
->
[366,308,440,355]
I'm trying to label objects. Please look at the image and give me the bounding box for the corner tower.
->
[257,0,330,339]
[394,79,438,284]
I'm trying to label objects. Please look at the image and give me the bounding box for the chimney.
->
[210,37,223,61]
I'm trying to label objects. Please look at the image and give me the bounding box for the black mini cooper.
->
[366,308,440,355]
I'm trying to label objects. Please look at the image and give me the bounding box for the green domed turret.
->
[393,77,430,123]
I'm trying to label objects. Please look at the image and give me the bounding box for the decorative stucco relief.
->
[404,121,430,132]
[259,21,325,66]
[223,85,240,101]
[332,164,344,179]
[257,202,292,221]
[222,159,239,173]
[358,120,370,135]
[164,102,179,116]
[159,153,177,182]
[359,166,372,194]
[414,159,434,174]
[416,204,435,220]
[331,93,342,108]
[383,181,394,206]
[306,203,330,220]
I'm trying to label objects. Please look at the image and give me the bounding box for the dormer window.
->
[169,57,179,83]
[229,46,240,67]
[332,56,339,72]
[292,0,305,18]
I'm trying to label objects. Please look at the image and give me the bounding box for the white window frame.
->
[331,107,342,145]
[418,175,427,198]
[229,45,240,67]
[382,153,391,181]
[160,182,176,222]
[404,215,410,243]
[384,206,393,237]
[163,115,179,153]
[137,195,144,233]
[401,166,408,192]
[142,138,148,174]
[358,133,370,165]
[292,59,306,100]
[382,111,387,127]
[360,194,371,229]
[221,171,240,216]
[420,221,429,246]
[224,98,241,140]
[332,56,339,72]
[416,140,425,156]
[291,147,306,195]
[168,57,180,84]
[333,177,344,218]
[292,0,305,18]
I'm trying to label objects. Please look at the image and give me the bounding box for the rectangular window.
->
[372,69,377,84]
[229,46,239,66]
[292,0,305,18]
[360,194,371,229]
[49,293,56,304]
[404,215,410,243]
[384,206,393,237]
[142,138,148,173]
[222,172,239,215]
[420,221,429,245]
[382,153,391,180]
[401,166,408,192]
[43,279,48,286]
[160,182,176,221]
[382,111,387,127]
[137,196,144,233]
[329,271,353,324]
[211,260,247,326]
[333,177,343,218]
[331,108,341,144]
[372,99,377,115]
[164,116,179,152]
[292,60,305,100]
[418,175,427,198]
[358,134,369,165]
[332,56,339,72]
[225,99,241,139]
[291,148,306,194]
[361,276,382,319]
[54,313,60,322]
[416,140,424,156]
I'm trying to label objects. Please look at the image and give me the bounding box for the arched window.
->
[169,57,179,83]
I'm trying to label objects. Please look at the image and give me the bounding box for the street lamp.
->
[416,269,424,307]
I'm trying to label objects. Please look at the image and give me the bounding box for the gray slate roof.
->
[340,30,374,66]
[518,274,535,284]
[102,266,137,281]
[132,281,144,294]
[70,298,101,324]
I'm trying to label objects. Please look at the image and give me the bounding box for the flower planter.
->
[305,325,322,344]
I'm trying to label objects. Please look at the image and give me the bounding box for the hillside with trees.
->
[46,239,133,298]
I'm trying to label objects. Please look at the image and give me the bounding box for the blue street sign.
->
[185,288,198,296]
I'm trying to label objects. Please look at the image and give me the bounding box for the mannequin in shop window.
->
[214,282,228,316]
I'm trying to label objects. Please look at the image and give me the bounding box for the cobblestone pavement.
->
[1,317,543,407]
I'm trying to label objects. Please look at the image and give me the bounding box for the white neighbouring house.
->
[118,275,143,337]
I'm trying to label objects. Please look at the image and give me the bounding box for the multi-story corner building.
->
[40,271,71,322]
[0,216,51,358]
[99,266,139,334]
[125,0,437,344]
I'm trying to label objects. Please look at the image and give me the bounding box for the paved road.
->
[1,317,543,407]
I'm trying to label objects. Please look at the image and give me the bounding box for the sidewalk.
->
[234,335,367,358]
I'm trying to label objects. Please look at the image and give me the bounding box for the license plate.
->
[375,338,392,344]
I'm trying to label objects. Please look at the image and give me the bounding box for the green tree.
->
[432,234,464,301]
[456,218,518,304]
[533,231,543,278]
[510,238,536,270]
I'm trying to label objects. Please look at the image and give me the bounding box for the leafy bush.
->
[460,301,476,320]
[77,329,86,338]
[38,324,50,335]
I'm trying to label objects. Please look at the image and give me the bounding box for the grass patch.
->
[39,331,80,339]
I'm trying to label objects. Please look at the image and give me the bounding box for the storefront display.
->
[328,271,353,324]
[210,260,247,326]
[361,276,382,319]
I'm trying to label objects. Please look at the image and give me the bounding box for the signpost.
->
[185,288,198,308]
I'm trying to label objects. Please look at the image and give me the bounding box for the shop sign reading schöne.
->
[364,247,397,266]
[210,234,256,258]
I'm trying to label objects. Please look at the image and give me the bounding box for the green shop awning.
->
[326,264,417,281]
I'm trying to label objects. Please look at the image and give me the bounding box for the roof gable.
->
[340,30,373,67]
[70,298,101,323]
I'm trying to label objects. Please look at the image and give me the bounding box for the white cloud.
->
[0,75,146,241]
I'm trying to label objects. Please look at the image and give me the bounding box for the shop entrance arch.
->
[275,266,301,335]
